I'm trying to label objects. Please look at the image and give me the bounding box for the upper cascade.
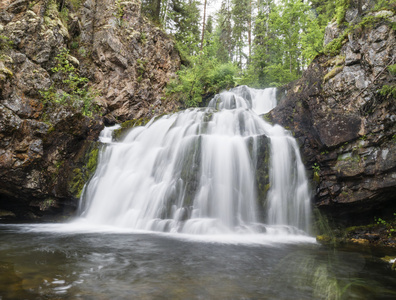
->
[78,86,311,235]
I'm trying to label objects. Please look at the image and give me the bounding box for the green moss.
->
[113,117,151,141]
[335,0,351,24]
[0,35,14,52]
[39,198,56,211]
[0,65,13,78]
[69,0,83,10]
[345,224,375,232]
[381,256,396,263]
[324,12,394,56]
[261,114,273,124]
[69,143,100,198]
[316,235,334,243]
[69,168,84,198]
[0,210,16,217]
[313,172,320,183]
[324,65,344,82]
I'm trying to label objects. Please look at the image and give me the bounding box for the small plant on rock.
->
[40,48,98,116]
[374,213,396,237]
[312,163,321,183]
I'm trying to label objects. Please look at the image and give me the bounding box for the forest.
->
[138,0,396,106]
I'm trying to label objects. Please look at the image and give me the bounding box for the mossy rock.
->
[0,65,13,78]
[324,65,344,82]
[316,234,332,243]
[322,55,345,68]
[69,142,100,198]
[381,256,396,270]
[0,210,16,218]
[113,117,151,141]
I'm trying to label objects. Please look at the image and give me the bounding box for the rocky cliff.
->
[271,6,396,227]
[0,0,180,220]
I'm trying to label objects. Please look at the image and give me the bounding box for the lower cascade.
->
[79,86,311,235]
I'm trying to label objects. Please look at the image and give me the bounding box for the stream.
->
[1,87,395,299]
[1,224,396,299]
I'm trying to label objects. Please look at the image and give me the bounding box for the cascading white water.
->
[79,86,311,235]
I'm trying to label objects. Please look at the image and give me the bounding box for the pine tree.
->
[214,0,233,63]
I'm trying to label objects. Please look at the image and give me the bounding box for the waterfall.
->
[79,86,311,235]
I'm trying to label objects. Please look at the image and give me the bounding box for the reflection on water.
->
[0,224,395,299]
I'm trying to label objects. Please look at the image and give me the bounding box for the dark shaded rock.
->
[253,134,271,221]
[270,11,396,225]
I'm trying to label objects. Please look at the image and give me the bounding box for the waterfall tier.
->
[79,86,311,235]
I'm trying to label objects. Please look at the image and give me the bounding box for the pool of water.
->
[0,224,395,299]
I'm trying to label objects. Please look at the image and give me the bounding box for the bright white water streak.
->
[78,86,311,236]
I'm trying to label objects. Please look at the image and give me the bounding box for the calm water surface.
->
[0,224,395,300]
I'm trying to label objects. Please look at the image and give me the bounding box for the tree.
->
[242,0,323,87]
[232,0,250,68]
[173,0,201,57]
[213,0,234,63]
[200,0,207,50]
[141,0,162,24]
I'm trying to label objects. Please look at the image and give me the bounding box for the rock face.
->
[77,0,180,123]
[271,9,396,224]
[0,0,180,220]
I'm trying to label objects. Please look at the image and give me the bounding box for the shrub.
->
[40,48,98,116]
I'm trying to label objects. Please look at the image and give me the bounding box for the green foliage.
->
[115,0,124,19]
[0,35,13,51]
[141,0,162,25]
[166,55,238,107]
[374,0,396,11]
[312,163,320,183]
[310,0,338,28]
[379,84,396,98]
[45,0,58,17]
[71,41,79,49]
[69,0,83,10]
[375,213,396,237]
[59,6,69,25]
[40,48,98,116]
[323,12,392,56]
[171,0,201,57]
[335,0,351,24]
[379,64,396,99]
[243,0,323,88]
[388,64,396,75]
[69,144,100,198]
[323,30,349,56]
[139,32,147,43]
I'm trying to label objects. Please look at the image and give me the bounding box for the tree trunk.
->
[200,0,207,51]
[162,0,169,28]
[357,0,362,16]
[154,0,161,23]
[248,0,252,62]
